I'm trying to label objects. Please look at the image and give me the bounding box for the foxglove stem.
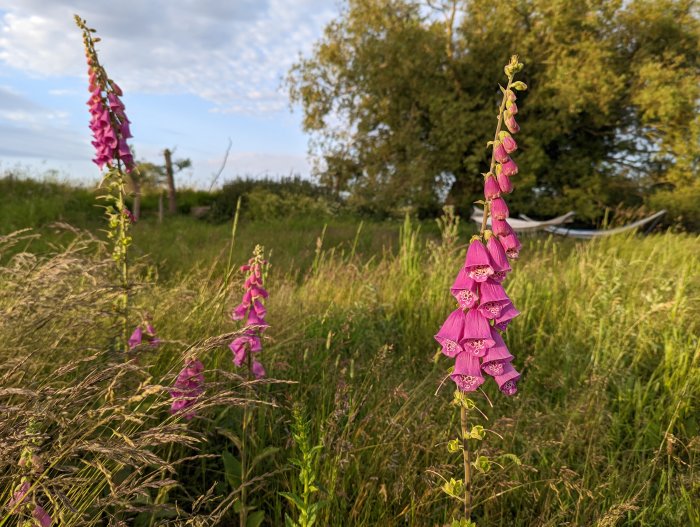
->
[461,405,472,518]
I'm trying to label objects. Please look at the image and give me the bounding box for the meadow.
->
[1,181,698,526]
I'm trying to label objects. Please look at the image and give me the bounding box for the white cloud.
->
[0,0,337,113]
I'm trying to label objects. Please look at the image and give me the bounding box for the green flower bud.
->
[511,81,527,91]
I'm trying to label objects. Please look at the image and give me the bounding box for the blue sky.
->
[0,1,339,186]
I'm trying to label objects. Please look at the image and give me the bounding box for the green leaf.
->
[285,514,298,527]
[222,451,242,488]
[279,491,305,511]
[246,510,265,527]
[250,446,280,471]
[473,455,492,473]
[468,425,486,440]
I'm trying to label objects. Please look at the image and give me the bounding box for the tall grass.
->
[1,214,698,525]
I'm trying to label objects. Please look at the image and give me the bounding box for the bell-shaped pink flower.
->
[450,268,479,309]
[500,231,521,259]
[250,284,269,299]
[506,101,518,115]
[500,158,518,177]
[128,326,142,349]
[505,114,520,134]
[494,303,520,331]
[120,119,132,139]
[246,310,269,331]
[435,309,466,357]
[230,332,263,363]
[451,351,484,392]
[490,198,509,220]
[501,134,517,154]
[495,362,520,395]
[484,175,501,200]
[9,481,30,507]
[493,142,509,164]
[464,239,494,282]
[481,329,513,376]
[491,218,511,237]
[253,299,267,318]
[231,303,248,321]
[486,236,511,282]
[477,281,511,320]
[251,360,266,379]
[107,92,124,112]
[145,323,161,347]
[32,505,52,527]
[505,89,516,102]
[497,171,513,194]
[461,308,495,356]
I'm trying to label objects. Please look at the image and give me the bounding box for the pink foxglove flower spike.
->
[229,245,269,379]
[435,54,527,397]
[434,53,527,525]
[170,358,205,419]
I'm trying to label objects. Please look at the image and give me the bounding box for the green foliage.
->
[2,213,699,525]
[0,172,100,232]
[280,405,325,527]
[647,180,700,231]
[208,176,339,222]
[289,0,700,222]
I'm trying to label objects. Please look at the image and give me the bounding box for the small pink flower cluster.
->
[167,249,270,419]
[85,56,134,171]
[8,477,51,526]
[128,320,160,350]
[169,358,205,419]
[229,252,269,379]
[486,91,522,259]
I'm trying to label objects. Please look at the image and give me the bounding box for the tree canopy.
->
[288,0,700,221]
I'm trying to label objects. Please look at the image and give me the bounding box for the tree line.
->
[288,0,700,225]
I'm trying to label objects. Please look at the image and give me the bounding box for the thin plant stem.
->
[461,405,472,518]
[240,352,252,527]
[116,159,129,352]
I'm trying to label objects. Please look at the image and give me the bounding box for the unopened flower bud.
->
[511,81,527,91]
[484,174,501,200]
[497,172,513,194]
[499,132,517,154]
[490,198,509,220]
[505,114,520,134]
[500,158,518,177]
[493,141,509,163]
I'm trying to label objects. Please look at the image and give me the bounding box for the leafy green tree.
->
[288,0,700,221]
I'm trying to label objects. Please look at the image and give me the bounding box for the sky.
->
[0,0,339,187]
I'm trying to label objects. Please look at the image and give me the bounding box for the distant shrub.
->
[135,188,217,216]
[0,174,99,231]
[208,176,339,222]
[648,182,700,231]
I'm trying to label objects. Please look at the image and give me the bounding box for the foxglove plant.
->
[229,245,269,379]
[436,55,527,525]
[5,423,52,526]
[76,16,135,351]
[169,357,205,419]
[228,245,269,526]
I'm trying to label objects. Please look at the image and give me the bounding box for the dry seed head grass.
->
[0,228,271,526]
